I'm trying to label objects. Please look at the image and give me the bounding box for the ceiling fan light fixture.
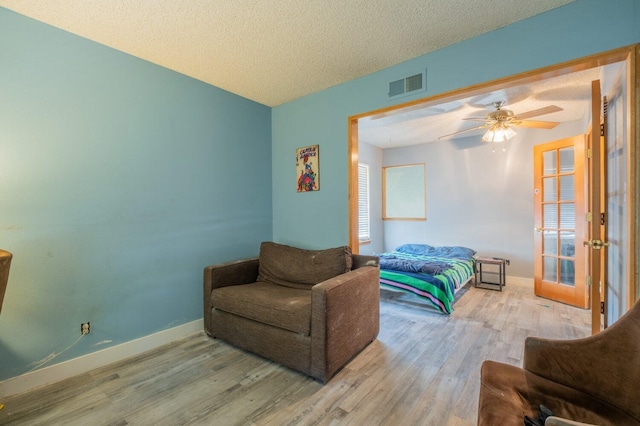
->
[482,123,516,142]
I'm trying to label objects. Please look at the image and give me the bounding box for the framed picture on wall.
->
[296,145,320,192]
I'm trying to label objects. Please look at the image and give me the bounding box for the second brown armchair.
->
[478,298,640,425]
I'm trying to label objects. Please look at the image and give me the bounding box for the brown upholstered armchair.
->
[203,242,380,383]
[0,250,12,315]
[478,299,640,425]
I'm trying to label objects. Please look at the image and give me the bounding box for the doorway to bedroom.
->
[347,45,638,327]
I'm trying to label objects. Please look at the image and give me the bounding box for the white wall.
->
[376,120,587,278]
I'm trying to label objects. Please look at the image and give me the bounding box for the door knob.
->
[583,239,610,249]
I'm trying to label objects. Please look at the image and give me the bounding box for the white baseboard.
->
[0,319,203,398]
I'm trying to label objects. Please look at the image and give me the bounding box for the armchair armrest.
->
[310,265,380,382]
[203,258,259,336]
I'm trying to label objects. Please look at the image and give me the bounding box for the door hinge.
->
[587,148,593,159]
[586,275,592,287]
[586,212,592,222]
[600,301,605,314]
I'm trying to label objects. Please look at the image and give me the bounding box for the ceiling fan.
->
[439,101,564,142]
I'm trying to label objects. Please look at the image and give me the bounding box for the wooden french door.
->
[533,136,588,308]
[586,80,607,334]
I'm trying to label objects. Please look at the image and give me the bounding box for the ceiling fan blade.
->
[438,124,489,140]
[514,105,563,120]
[461,117,489,122]
[511,119,560,129]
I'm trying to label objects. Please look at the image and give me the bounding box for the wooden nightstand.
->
[474,256,510,291]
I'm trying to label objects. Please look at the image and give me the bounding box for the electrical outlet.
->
[81,322,90,335]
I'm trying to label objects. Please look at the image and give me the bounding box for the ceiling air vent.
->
[388,69,426,99]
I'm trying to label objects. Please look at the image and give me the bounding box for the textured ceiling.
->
[0,0,575,106]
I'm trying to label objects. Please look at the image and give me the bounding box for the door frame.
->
[348,44,639,306]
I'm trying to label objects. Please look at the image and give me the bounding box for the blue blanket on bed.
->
[379,244,476,314]
[394,243,476,259]
[379,253,452,274]
[379,244,475,275]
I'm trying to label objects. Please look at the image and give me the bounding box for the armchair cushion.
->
[257,241,352,289]
[211,282,312,335]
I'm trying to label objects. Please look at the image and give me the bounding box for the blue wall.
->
[0,9,272,381]
[272,0,640,249]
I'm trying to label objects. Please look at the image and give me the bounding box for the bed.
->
[378,244,476,314]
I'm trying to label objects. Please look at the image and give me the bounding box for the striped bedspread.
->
[379,247,475,314]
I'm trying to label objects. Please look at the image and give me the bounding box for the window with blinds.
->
[358,163,371,243]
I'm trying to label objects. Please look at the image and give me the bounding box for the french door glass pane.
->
[544,231,558,255]
[544,204,557,228]
[560,175,574,201]
[543,150,557,175]
[560,259,575,286]
[560,232,575,257]
[544,177,557,202]
[560,203,575,229]
[544,257,558,282]
[559,147,575,172]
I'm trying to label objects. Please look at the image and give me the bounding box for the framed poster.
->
[383,163,426,220]
[296,145,320,192]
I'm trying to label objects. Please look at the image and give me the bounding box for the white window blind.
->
[358,163,370,242]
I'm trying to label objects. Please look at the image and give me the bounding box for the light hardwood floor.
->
[0,280,590,426]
